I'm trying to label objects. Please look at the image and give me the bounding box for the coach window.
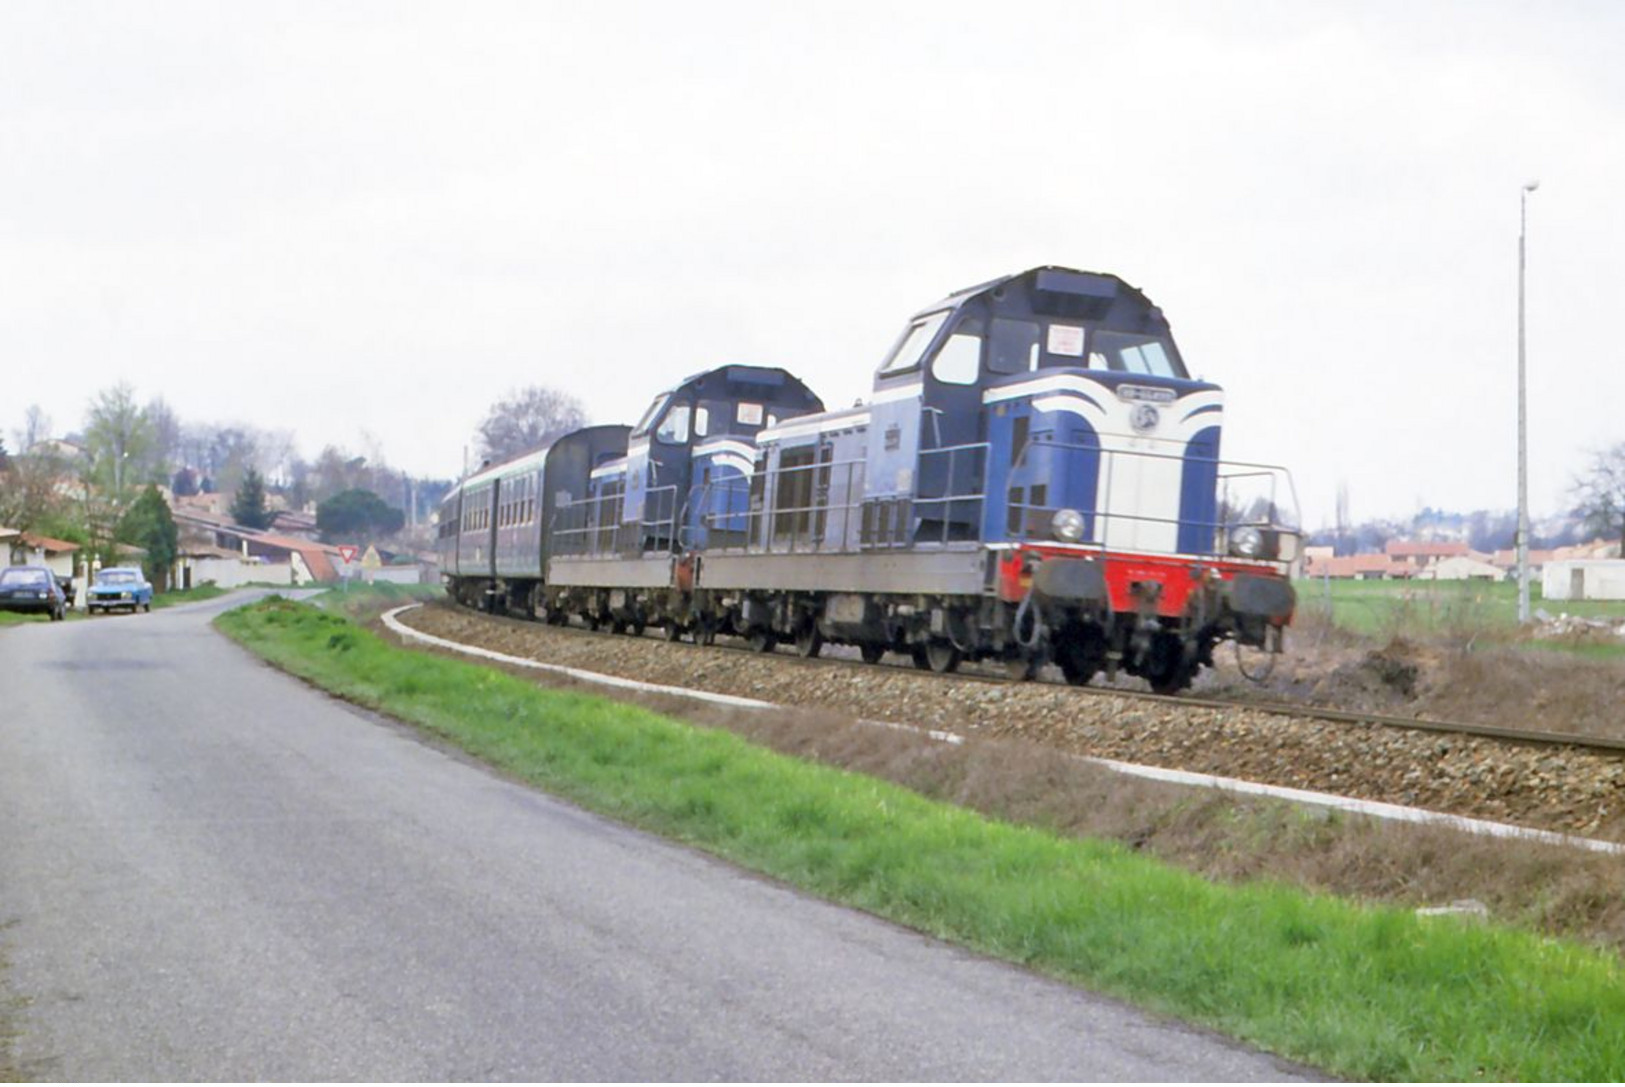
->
[656,404,691,444]
[879,310,950,375]
[931,317,983,386]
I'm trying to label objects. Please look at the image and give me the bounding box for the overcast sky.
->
[3,1,1620,529]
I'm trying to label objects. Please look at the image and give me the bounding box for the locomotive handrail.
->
[1013,435,1301,557]
[547,481,682,557]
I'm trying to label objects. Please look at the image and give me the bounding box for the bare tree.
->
[474,386,586,466]
[83,382,156,510]
[308,444,373,505]
[144,397,183,484]
[1571,442,1625,555]
[17,404,53,453]
[207,427,261,497]
[0,439,69,534]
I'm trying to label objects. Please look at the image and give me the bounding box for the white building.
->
[1542,560,1625,602]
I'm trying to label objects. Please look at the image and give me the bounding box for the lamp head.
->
[1523,180,1541,192]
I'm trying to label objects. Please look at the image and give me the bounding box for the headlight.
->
[1051,508,1086,543]
[1231,525,1263,558]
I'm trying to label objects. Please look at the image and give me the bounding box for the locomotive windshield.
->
[879,310,951,375]
[1089,331,1186,379]
[632,392,671,438]
[634,392,786,443]
[886,309,1189,383]
[983,320,1187,379]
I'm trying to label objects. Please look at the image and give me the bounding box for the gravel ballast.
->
[399,603,1625,842]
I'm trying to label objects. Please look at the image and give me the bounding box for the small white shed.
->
[1413,555,1503,581]
[1542,559,1625,601]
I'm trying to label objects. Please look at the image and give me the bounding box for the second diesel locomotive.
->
[438,266,1301,693]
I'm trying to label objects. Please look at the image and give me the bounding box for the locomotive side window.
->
[930,317,983,386]
[656,404,691,443]
[879,310,950,375]
[694,406,710,438]
[988,318,1042,374]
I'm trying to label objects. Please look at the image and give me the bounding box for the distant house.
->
[1303,552,1407,580]
[9,532,81,582]
[1542,560,1625,602]
[270,508,319,539]
[170,507,349,586]
[1384,540,1469,573]
[1412,555,1503,582]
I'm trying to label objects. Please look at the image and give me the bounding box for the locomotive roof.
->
[661,364,823,402]
[910,265,1162,322]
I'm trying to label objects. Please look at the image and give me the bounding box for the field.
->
[1295,575,1625,651]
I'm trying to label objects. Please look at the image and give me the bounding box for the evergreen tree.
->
[230,467,273,529]
[117,485,179,590]
[171,466,200,497]
[317,488,405,543]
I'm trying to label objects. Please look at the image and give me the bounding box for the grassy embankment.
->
[218,595,1625,1081]
[1296,575,1625,655]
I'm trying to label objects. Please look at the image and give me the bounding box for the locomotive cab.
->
[544,365,823,636]
[730,265,1301,691]
[869,267,1237,554]
[618,365,824,554]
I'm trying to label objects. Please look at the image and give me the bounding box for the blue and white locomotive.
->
[438,266,1300,692]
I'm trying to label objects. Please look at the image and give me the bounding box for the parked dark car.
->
[0,565,68,621]
[88,566,154,614]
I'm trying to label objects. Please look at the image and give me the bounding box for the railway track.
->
[397,602,1625,843]
[424,600,1625,761]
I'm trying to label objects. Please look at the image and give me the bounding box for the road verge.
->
[217,596,1625,1081]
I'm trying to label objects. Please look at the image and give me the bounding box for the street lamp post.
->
[1517,180,1539,625]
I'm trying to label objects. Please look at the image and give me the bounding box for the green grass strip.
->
[217,598,1625,1081]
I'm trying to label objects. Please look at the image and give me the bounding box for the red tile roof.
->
[20,532,81,553]
[1303,553,1408,579]
[1385,540,1470,559]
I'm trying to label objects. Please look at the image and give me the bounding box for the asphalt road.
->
[0,595,1317,1080]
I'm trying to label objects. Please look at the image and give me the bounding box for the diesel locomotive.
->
[437,266,1301,693]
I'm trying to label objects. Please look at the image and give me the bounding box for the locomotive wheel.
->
[1005,652,1042,681]
[1056,646,1098,687]
[693,617,717,646]
[1055,627,1106,687]
[860,643,886,665]
[917,640,960,674]
[1145,632,1195,695]
[746,629,777,654]
[793,623,823,659]
[629,618,646,637]
[663,622,683,642]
